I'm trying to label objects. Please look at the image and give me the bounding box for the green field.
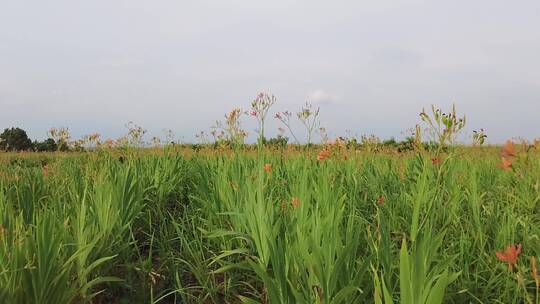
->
[0,145,539,303]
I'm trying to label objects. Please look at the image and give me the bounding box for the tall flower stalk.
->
[249,92,276,149]
[274,111,300,144]
[274,102,321,145]
[419,104,466,154]
[212,108,247,148]
[297,102,320,145]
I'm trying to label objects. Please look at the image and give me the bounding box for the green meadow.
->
[0,143,539,303]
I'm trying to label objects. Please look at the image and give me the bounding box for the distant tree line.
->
[1,126,450,153]
[0,127,66,152]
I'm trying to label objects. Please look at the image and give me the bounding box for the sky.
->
[1,0,539,144]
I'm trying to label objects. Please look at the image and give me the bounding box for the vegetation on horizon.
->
[2,92,521,153]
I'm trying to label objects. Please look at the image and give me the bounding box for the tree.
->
[265,135,289,148]
[0,127,33,151]
[34,138,58,152]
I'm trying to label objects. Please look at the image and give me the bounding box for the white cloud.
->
[307,89,339,106]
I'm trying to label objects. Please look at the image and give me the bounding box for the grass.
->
[0,144,539,303]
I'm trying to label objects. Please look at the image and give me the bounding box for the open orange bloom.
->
[42,165,50,177]
[498,157,513,171]
[317,149,332,161]
[431,157,441,165]
[498,140,518,171]
[291,197,300,208]
[496,244,522,271]
[263,163,271,173]
[501,140,517,158]
[378,196,385,205]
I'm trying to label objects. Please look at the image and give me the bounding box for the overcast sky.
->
[1,0,539,143]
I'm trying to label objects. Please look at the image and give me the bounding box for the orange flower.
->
[378,196,385,205]
[499,140,518,171]
[431,157,441,165]
[496,244,522,271]
[291,197,300,208]
[501,140,517,158]
[42,165,50,177]
[317,149,332,161]
[104,139,115,148]
[263,163,271,173]
[498,157,513,171]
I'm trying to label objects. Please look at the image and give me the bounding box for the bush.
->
[34,138,58,152]
[346,137,359,149]
[382,137,398,147]
[265,135,289,148]
[397,137,416,152]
